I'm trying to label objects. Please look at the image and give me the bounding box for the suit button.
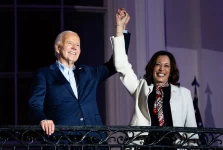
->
[80,118,84,121]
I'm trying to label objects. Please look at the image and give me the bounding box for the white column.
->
[135,0,165,77]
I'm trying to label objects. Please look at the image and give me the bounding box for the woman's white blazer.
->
[111,36,198,141]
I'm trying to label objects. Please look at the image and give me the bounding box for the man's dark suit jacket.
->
[28,33,130,126]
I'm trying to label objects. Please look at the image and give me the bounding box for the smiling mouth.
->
[157,73,165,77]
[68,52,76,55]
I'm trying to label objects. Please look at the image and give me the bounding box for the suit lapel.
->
[73,65,86,98]
[170,84,182,126]
[50,63,76,98]
[73,66,82,89]
[138,81,153,121]
[170,84,179,102]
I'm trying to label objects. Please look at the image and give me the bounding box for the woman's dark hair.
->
[143,50,180,86]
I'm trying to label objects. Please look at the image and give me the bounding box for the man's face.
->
[56,32,81,65]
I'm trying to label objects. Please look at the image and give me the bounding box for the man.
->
[28,9,130,137]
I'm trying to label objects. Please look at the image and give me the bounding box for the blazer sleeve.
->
[28,69,48,124]
[94,32,131,82]
[111,35,139,95]
[124,32,131,54]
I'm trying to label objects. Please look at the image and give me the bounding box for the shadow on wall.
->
[204,83,218,146]
[204,83,215,127]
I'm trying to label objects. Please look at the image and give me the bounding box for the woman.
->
[112,9,198,149]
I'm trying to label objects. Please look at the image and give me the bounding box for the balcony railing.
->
[0,125,222,149]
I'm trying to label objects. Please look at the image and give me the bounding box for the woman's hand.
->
[116,8,130,36]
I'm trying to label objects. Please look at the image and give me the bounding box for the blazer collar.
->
[50,62,58,70]
[170,84,179,96]
[147,84,154,94]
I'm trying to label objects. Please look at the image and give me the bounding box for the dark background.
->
[0,0,107,125]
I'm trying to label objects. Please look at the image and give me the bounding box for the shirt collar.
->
[56,60,76,72]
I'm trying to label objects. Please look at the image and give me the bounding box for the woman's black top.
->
[147,86,173,127]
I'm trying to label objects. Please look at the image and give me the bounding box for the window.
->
[0,0,106,125]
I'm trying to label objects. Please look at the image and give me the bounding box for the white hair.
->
[54,30,78,57]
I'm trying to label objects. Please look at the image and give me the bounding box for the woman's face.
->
[153,55,171,85]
